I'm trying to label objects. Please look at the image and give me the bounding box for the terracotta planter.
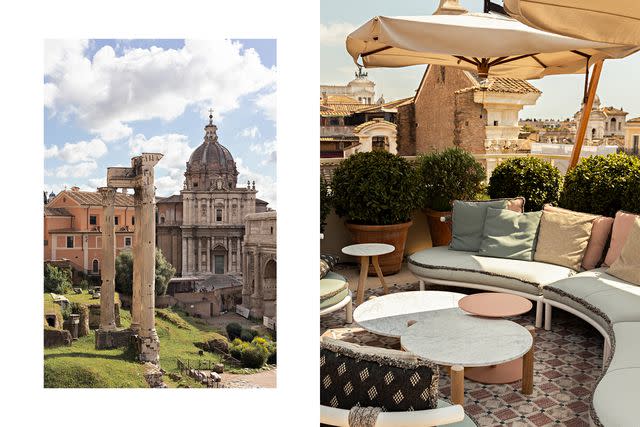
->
[346,221,412,275]
[424,208,452,247]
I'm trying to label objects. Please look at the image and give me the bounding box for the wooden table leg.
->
[356,256,369,304]
[451,365,465,406]
[521,325,536,395]
[371,255,388,294]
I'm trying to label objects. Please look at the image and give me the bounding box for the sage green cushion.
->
[320,272,348,303]
[450,200,509,252]
[478,208,541,261]
[408,246,573,296]
[320,288,350,309]
[592,368,640,427]
[544,268,640,331]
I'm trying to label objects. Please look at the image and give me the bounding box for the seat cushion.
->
[608,323,640,372]
[436,400,479,427]
[321,272,349,303]
[320,288,350,310]
[408,246,573,295]
[592,368,640,427]
[544,269,640,332]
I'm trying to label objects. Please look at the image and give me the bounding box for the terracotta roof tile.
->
[44,207,72,217]
[627,116,640,124]
[456,77,541,95]
[62,190,135,207]
[602,107,628,116]
[157,194,182,204]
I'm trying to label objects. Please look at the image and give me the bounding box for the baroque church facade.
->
[156,114,268,278]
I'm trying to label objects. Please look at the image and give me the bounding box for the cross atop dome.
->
[208,108,214,124]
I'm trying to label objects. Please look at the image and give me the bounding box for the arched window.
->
[92,259,99,273]
[591,128,596,138]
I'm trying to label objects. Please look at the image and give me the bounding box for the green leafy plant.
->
[416,148,486,212]
[331,151,419,225]
[240,328,259,342]
[226,322,243,340]
[115,248,175,296]
[320,176,332,233]
[240,344,269,369]
[560,153,640,216]
[44,264,73,294]
[488,157,562,212]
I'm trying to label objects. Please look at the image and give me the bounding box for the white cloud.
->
[45,138,107,163]
[254,90,276,121]
[238,126,261,139]
[236,157,276,209]
[45,182,96,195]
[320,22,357,46]
[249,139,277,166]
[45,39,277,141]
[55,161,97,178]
[88,177,107,189]
[154,168,185,197]
[128,133,193,170]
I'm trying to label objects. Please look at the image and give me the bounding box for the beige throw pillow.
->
[607,217,640,286]
[534,210,594,271]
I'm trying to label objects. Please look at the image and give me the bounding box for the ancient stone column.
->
[98,187,117,332]
[130,188,142,333]
[138,153,163,364]
[181,236,188,276]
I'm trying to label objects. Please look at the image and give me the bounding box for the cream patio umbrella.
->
[345,0,639,168]
[504,0,640,46]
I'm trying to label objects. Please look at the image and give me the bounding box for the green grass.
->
[44,290,121,307]
[43,306,246,388]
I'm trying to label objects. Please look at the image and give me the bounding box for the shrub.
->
[44,264,72,294]
[331,151,419,225]
[79,279,89,290]
[229,338,247,360]
[320,176,332,233]
[240,328,259,342]
[267,346,277,364]
[560,153,640,217]
[416,148,486,211]
[252,337,277,364]
[226,322,243,340]
[115,248,175,296]
[60,304,72,320]
[488,157,562,212]
[240,344,269,369]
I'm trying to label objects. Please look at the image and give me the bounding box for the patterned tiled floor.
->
[321,282,604,426]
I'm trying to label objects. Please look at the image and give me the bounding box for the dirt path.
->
[222,368,277,388]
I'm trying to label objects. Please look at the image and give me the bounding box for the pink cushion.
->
[543,205,613,270]
[604,211,640,267]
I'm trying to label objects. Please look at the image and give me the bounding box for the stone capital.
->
[98,187,117,206]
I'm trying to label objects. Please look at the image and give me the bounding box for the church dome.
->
[184,112,238,191]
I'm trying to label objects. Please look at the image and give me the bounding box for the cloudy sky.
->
[44,39,277,207]
[321,0,640,120]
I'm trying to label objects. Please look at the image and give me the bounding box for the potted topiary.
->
[331,151,419,275]
[489,157,562,212]
[416,148,486,246]
[560,153,640,217]
[320,176,332,234]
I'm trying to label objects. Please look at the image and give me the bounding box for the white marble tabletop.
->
[400,308,533,367]
[353,291,466,338]
[342,243,395,257]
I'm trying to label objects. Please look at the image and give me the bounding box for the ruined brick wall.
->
[396,103,416,156]
[453,91,487,154]
[44,328,72,348]
[414,66,482,154]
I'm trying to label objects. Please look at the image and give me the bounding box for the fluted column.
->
[98,187,117,331]
[181,236,188,276]
[206,238,211,272]
[198,238,202,273]
[138,153,162,364]
[130,188,142,333]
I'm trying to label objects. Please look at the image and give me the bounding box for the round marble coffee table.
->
[458,292,534,384]
[401,308,535,406]
[353,291,466,338]
[342,243,395,304]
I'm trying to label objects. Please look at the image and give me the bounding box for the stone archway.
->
[262,259,277,318]
[211,244,227,274]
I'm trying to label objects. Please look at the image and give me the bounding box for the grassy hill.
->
[44,302,237,388]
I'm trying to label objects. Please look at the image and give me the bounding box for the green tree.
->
[115,248,175,296]
[44,263,73,294]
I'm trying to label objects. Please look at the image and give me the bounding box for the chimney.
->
[434,0,467,15]
[321,91,328,105]
[71,186,80,192]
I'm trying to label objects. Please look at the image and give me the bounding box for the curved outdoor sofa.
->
[408,246,640,426]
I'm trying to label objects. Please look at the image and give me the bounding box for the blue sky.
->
[321,0,640,120]
[44,39,277,207]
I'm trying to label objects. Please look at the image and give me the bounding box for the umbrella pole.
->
[569,60,604,170]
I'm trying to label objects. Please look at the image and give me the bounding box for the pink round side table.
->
[459,292,533,384]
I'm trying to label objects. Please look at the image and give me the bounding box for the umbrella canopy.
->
[346,12,638,80]
[504,0,640,46]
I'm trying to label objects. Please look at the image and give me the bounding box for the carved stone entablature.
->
[98,186,117,206]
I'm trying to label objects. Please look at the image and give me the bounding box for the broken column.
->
[130,188,142,334]
[98,186,117,332]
